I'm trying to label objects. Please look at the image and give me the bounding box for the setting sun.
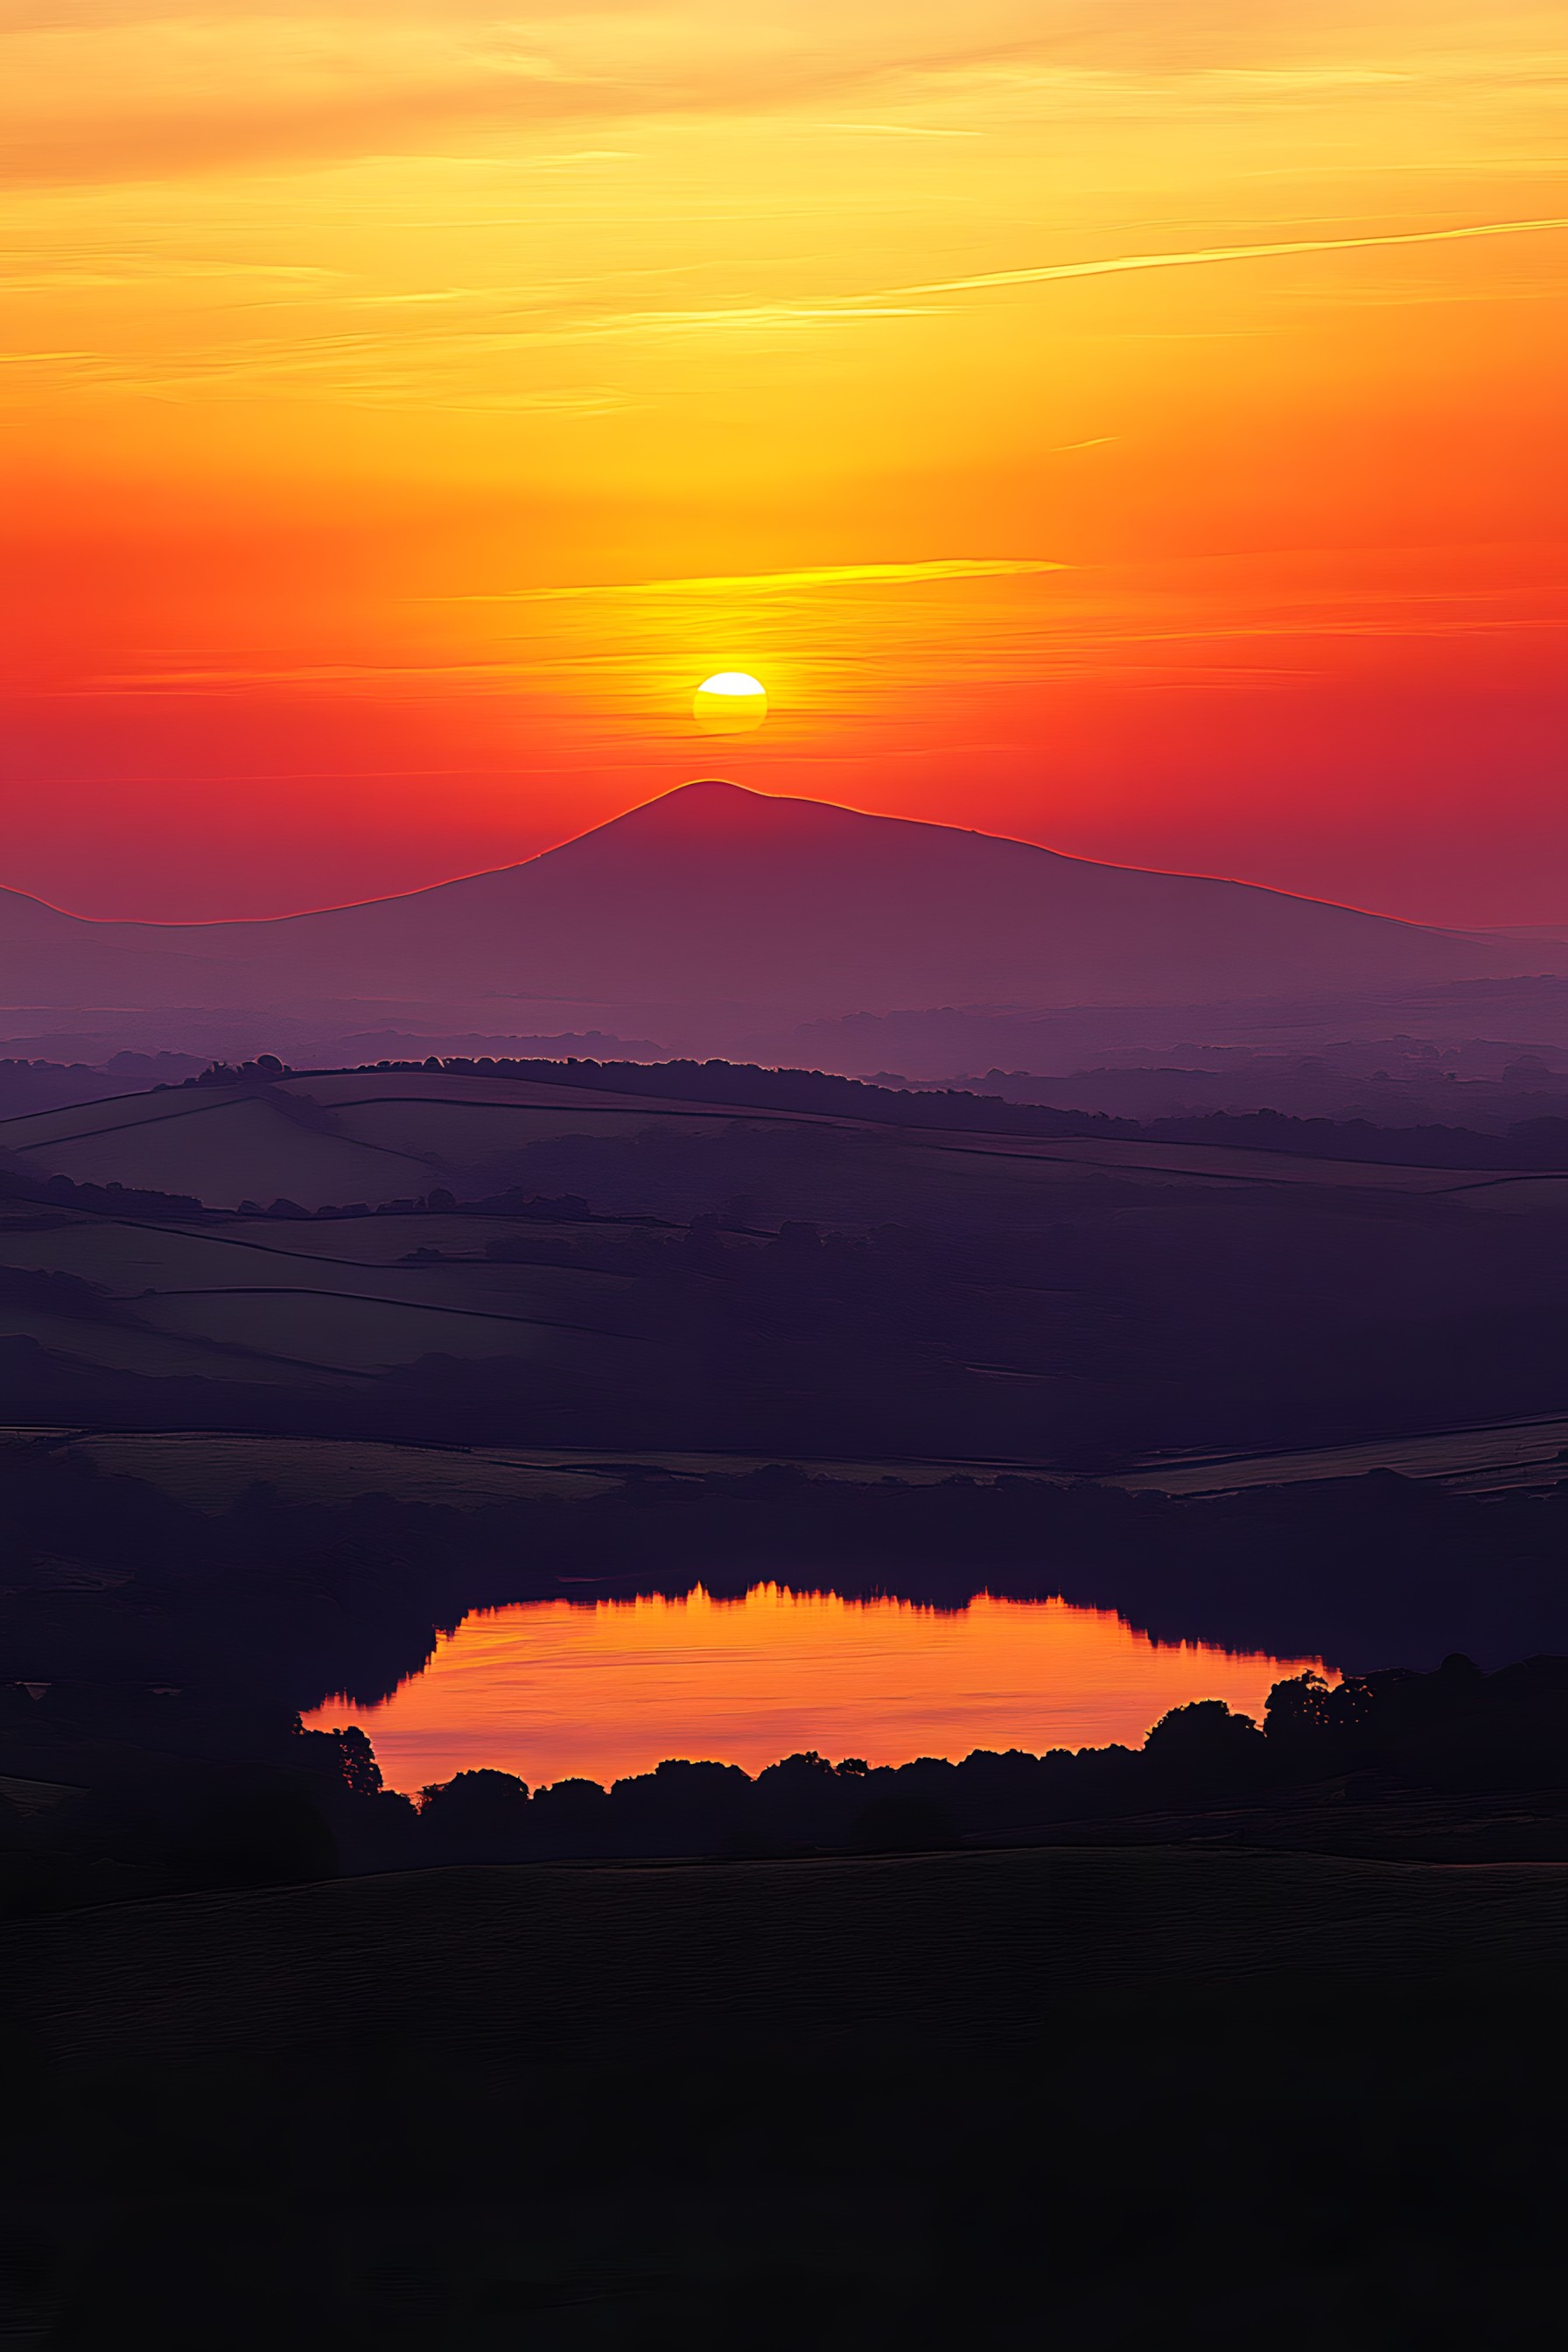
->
[694,673,768,734]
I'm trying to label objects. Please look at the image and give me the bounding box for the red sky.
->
[3,1,1564,926]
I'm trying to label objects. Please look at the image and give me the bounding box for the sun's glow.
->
[694,672,768,734]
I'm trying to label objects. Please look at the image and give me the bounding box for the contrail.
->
[887,213,1568,300]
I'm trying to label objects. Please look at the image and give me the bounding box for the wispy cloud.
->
[0,5,1057,189]
[814,121,981,136]
[5,4,1565,192]
[886,212,1568,300]
[10,204,1564,416]
[446,559,1069,604]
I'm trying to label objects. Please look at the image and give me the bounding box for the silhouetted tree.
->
[416,1768,531,1862]
[1144,1699,1268,1791]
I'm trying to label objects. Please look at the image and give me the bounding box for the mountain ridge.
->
[0,781,1509,939]
[1,780,1562,1022]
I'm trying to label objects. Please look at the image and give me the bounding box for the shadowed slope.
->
[13,1846,1568,2075]
[13,1844,1568,2344]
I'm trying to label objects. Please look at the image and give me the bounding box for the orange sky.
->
[3,2,1564,922]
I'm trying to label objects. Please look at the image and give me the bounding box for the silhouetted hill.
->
[3,782,1563,1024]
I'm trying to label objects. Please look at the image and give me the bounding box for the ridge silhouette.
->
[1,780,1564,1020]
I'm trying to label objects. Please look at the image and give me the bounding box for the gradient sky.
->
[3,0,1564,922]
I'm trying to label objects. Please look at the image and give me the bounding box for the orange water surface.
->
[303,1586,1330,1793]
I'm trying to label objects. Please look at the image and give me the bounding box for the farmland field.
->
[4,1064,1568,1461]
[1,1066,1550,1213]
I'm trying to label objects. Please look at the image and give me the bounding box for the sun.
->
[693,672,767,734]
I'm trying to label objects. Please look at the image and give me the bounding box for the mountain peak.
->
[561,777,866,857]
[620,778,782,827]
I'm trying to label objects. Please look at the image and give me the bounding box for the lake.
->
[303,1583,1332,1792]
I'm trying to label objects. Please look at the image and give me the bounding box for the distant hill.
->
[1,781,1562,1027]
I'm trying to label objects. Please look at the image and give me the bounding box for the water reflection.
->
[304,1584,1331,1792]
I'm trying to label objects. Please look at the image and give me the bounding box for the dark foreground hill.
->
[17,1842,1567,2073]
[6,1842,1565,2346]
[3,780,1563,1031]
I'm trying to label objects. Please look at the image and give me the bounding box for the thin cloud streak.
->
[60,213,1566,405]
[446,559,1070,604]
[886,212,1568,300]
[815,121,982,136]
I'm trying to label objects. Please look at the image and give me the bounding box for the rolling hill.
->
[4,1062,1568,1462]
[0,1062,1551,1214]
[2,781,1562,1032]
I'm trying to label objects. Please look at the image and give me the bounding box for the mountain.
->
[1,781,1562,1030]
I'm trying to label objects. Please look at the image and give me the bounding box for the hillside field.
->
[4,1065,1568,1460]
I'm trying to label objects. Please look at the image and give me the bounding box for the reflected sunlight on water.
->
[303,1586,1333,1792]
